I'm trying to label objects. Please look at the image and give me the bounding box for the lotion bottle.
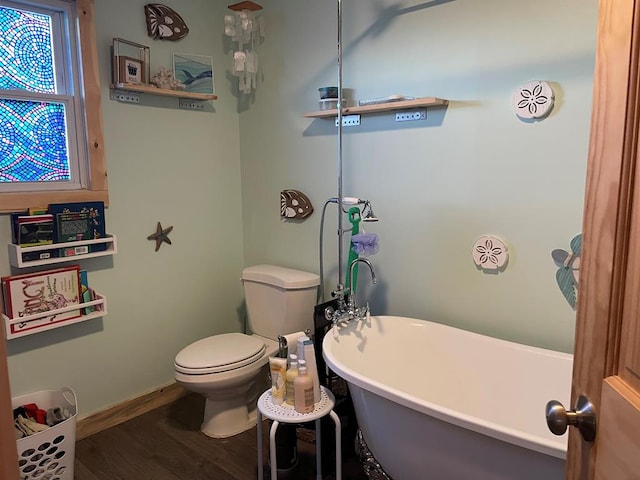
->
[294,361,314,413]
[285,354,299,406]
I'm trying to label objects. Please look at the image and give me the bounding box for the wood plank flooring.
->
[74,393,367,480]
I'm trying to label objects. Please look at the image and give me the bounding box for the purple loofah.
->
[351,232,379,255]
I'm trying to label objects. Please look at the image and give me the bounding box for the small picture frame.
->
[118,56,145,84]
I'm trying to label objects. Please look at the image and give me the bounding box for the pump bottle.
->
[294,360,314,413]
[285,354,299,406]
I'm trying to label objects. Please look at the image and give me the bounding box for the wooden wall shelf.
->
[111,83,217,101]
[303,97,448,118]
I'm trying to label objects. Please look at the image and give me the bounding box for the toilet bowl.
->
[174,332,279,438]
[174,265,319,438]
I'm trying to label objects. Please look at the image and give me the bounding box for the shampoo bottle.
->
[294,361,314,413]
[296,335,321,403]
[285,354,299,406]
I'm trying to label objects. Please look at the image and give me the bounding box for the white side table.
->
[257,386,341,480]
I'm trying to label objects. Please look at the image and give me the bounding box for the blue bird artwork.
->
[551,234,582,310]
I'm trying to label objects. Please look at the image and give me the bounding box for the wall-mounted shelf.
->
[3,293,107,339]
[8,235,117,268]
[303,97,448,118]
[110,83,217,101]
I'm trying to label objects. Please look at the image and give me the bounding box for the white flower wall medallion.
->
[472,235,509,273]
[512,80,554,120]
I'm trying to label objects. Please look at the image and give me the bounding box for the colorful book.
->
[28,207,48,216]
[21,248,60,263]
[49,202,107,251]
[54,211,92,242]
[17,214,54,246]
[1,265,82,335]
[79,270,95,315]
[10,211,28,244]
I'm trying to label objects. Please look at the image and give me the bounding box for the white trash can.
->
[12,387,77,480]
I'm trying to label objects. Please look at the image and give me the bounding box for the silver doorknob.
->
[545,394,596,442]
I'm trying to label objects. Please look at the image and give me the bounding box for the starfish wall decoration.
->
[147,222,173,251]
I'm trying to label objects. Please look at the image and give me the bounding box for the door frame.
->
[0,1,633,479]
[0,331,18,479]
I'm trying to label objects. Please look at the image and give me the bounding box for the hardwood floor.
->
[74,393,367,479]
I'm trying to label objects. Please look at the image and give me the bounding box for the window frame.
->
[0,0,107,214]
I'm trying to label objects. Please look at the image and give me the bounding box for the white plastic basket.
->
[12,387,77,480]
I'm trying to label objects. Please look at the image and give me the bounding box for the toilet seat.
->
[175,333,266,375]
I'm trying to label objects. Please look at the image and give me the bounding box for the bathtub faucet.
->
[325,258,377,327]
[347,258,376,317]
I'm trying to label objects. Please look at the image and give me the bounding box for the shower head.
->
[362,201,379,222]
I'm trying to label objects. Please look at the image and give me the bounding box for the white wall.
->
[241,0,598,353]
[3,0,246,416]
[2,0,598,418]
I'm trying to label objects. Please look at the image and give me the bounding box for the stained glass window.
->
[0,1,78,186]
[0,6,55,93]
[0,99,69,182]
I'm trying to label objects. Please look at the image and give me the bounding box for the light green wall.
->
[3,0,246,416]
[3,0,597,418]
[241,0,597,353]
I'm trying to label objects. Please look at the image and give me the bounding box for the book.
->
[49,201,107,251]
[54,211,92,242]
[59,244,91,258]
[10,211,28,244]
[79,270,95,315]
[21,248,60,263]
[17,214,54,246]
[28,207,48,216]
[1,265,82,335]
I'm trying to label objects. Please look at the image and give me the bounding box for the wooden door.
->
[567,0,640,478]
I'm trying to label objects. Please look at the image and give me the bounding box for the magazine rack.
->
[2,293,107,340]
[8,235,117,268]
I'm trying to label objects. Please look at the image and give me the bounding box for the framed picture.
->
[173,53,214,94]
[117,56,145,84]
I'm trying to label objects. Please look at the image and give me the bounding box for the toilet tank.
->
[241,265,320,340]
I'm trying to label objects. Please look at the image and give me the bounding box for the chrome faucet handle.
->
[331,284,349,310]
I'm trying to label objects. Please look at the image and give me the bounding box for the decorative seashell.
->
[144,4,189,41]
[472,235,509,272]
[280,190,314,219]
[512,80,554,120]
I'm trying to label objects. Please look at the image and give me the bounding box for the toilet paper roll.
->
[281,331,305,353]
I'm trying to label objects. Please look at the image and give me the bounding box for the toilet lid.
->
[175,333,266,374]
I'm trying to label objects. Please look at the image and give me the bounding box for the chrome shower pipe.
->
[337,0,345,288]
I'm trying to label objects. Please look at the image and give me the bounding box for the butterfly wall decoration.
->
[551,233,582,310]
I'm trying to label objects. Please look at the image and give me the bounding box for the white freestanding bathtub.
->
[322,315,573,480]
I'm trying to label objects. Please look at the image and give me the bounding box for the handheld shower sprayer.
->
[362,201,378,222]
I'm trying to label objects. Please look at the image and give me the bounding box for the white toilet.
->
[174,264,320,438]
